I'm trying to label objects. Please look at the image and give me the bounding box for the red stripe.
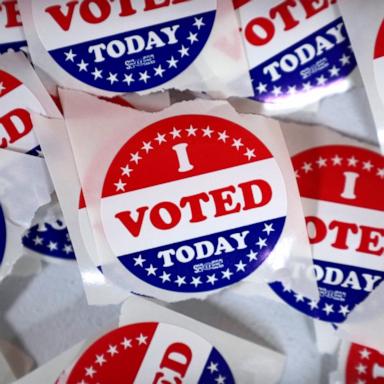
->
[232,0,251,10]
[0,70,22,98]
[374,20,384,59]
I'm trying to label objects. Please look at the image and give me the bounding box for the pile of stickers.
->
[0,0,383,382]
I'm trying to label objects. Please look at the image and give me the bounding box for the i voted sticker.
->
[373,21,384,108]
[100,115,287,293]
[270,146,384,323]
[346,343,384,383]
[236,0,356,103]
[0,205,6,266]
[23,217,75,261]
[0,1,27,54]
[65,322,234,384]
[0,69,44,155]
[32,0,217,93]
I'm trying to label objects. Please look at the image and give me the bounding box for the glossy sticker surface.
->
[0,1,27,54]
[346,343,384,383]
[66,322,234,384]
[237,0,356,103]
[270,146,384,323]
[100,115,287,293]
[32,0,216,92]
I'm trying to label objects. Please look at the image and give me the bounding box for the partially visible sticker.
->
[373,20,384,109]
[0,69,44,154]
[0,205,6,265]
[270,145,384,323]
[23,217,75,260]
[32,0,217,92]
[346,343,384,383]
[100,114,287,294]
[236,0,356,103]
[65,322,234,383]
[0,1,27,54]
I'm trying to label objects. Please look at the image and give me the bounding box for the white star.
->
[186,125,197,136]
[302,162,312,173]
[355,363,367,375]
[95,354,106,366]
[155,132,167,144]
[329,65,340,77]
[272,86,282,97]
[178,45,190,57]
[64,49,76,62]
[376,168,384,178]
[114,179,126,192]
[175,275,186,286]
[287,85,297,95]
[359,348,371,360]
[362,161,373,171]
[133,255,145,267]
[218,131,229,142]
[160,271,171,283]
[282,283,292,292]
[193,17,205,29]
[142,141,153,153]
[221,268,233,279]
[121,338,132,349]
[294,169,300,178]
[85,366,96,377]
[302,81,312,92]
[63,244,73,254]
[262,223,274,235]
[215,375,226,384]
[246,250,258,261]
[207,274,218,285]
[77,60,89,72]
[316,75,327,86]
[256,82,267,94]
[347,156,358,167]
[339,305,350,317]
[107,72,118,84]
[256,237,267,249]
[187,31,198,44]
[308,300,318,310]
[207,361,218,373]
[244,148,256,160]
[202,126,213,137]
[0,82,6,95]
[316,157,327,167]
[190,276,202,287]
[139,71,150,83]
[123,73,135,86]
[232,138,243,150]
[167,56,178,68]
[47,241,58,251]
[170,127,182,139]
[154,65,165,77]
[332,154,342,165]
[107,345,118,356]
[130,152,142,164]
[340,54,351,66]
[33,236,43,245]
[323,303,334,315]
[235,260,246,272]
[121,165,133,177]
[91,67,102,80]
[294,293,304,302]
[136,333,148,345]
[356,379,366,384]
[145,264,157,276]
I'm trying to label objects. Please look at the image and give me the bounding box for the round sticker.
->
[0,205,6,266]
[66,322,234,383]
[100,115,287,293]
[374,20,384,107]
[0,1,27,54]
[0,69,44,155]
[237,1,357,103]
[346,343,384,383]
[32,0,217,92]
[23,217,75,261]
[270,145,384,323]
